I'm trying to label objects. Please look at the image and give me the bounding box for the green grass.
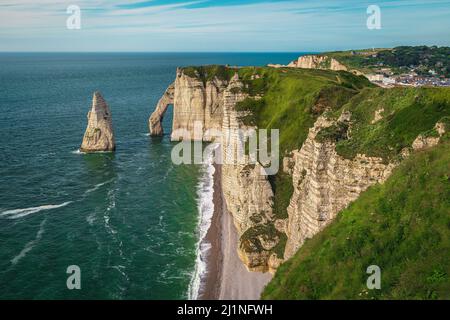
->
[262,141,450,300]
[233,67,372,260]
[180,65,450,276]
[236,67,372,156]
[182,65,237,85]
[181,65,374,263]
[328,87,450,162]
[326,46,450,77]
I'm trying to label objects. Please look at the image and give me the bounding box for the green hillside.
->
[321,87,450,161]
[327,46,450,77]
[233,67,372,260]
[181,66,373,262]
[180,65,450,281]
[263,140,450,300]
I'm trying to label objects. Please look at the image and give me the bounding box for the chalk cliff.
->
[149,83,174,136]
[288,55,348,71]
[282,115,395,258]
[220,75,280,272]
[149,68,226,141]
[150,69,281,272]
[151,65,447,276]
[80,92,115,152]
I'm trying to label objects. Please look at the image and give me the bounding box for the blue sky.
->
[0,0,449,52]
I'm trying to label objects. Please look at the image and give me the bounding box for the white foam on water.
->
[11,218,47,265]
[86,212,96,225]
[0,201,73,219]
[103,188,119,235]
[85,178,115,195]
[71,149,113,154]
[187,143,218,300]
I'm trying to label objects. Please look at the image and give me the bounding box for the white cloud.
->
[0,0,449,51]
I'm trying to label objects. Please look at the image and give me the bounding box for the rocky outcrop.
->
[220,74,279,273]
[330,58,348,71]
[371,108,385,124]
[149,68,227,141]
[149,83,174,136]
[288,55,348,71]
[152,69,279,272]
[80,92,115,152]
[412,121,447,151]
[283,115,395,259]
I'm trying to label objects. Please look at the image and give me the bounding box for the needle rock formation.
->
[80,92,115,152]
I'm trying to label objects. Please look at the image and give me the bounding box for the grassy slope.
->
[323,87,450,162]
[234,67,372,259]
[179,66,372,261]
[236,68,371,222]
[179,66,450,282]
[263,140,450,300]
[236,67,372,156]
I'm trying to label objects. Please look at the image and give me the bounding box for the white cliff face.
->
[220,75,279,273]
[288,55,348,71]
[150,70,278,271]
[329,58,348,71]
[283,116,395,259]
[171,69,227,141]
[80,92,115,152]
[149,69,227,141]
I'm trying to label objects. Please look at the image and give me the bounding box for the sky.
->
[0,0,449,52]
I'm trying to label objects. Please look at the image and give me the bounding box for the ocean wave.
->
[11,218,46,265]
[0,201,73,219]
[85,178,115,195]
[187,143,218,300]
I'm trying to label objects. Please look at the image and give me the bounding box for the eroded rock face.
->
[283,116,395,259]
[149,68,227,141]
[288,55,348,71]
[152,70,278,272]
[149,83,175,136]
[412,121,447,151]
[220,75,278,273]
[80,92,115,152]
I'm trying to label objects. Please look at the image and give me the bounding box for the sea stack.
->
[80,92,115,152]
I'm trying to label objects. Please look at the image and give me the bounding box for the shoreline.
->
[199,164,272,300]
[198,163,224,299]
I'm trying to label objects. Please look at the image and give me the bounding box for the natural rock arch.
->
[148,82,175,136]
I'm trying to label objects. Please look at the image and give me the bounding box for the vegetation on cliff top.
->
[180,65,450,276]
[263,140,450,300]
[321,87,450,162]
[327,46,450,77]
[231,67,373,260]
[182,65,237,85]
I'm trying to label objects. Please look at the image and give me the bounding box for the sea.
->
[0,52,303,299]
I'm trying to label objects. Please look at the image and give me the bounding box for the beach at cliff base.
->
[199,164,272,300]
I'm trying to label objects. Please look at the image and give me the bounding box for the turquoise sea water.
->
[0,53,302,299]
